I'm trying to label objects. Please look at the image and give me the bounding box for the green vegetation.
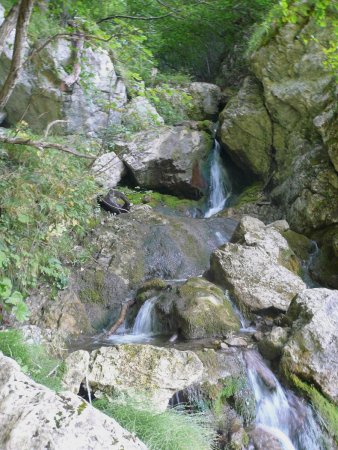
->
[0,329,64,391]
[94,396,215,450]
[247,0,338,78]
[0,136,99,321]
[232,181,264,208]
[290,374,338,444]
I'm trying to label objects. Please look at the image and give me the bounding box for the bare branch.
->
[0,136,96,159]
[97,12,174,24]
[44,120,68,137]
[107,299,135,336]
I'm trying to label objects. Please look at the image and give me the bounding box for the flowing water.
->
[204,139,232,218]
[245,351,323,450]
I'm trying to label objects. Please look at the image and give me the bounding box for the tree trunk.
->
[61,30,85,90]
[0,0,35,111]
[107,300,135,336]
[0,4,19,56]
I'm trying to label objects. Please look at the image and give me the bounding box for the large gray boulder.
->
[63,344,204,412]
[0,353,147,450]
[0,24,127,135]
[92,152,126,189]
[117,125,212,198]
[155,277,241,339]
[219,77,272,180]
[210,216,306,312]
[122,96,164,130]
[188,82,222,120]
[281,288,338,404]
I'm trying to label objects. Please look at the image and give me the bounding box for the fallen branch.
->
[44,119,68,137]
[107,299,135,335]
[0,136,96,159]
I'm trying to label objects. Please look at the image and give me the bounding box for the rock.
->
[258,327,289,361]
[86,344,204,411]
[282,229,314,261]
[244,351,277,391]
[281,288,338,404]
[92,152,126,189]
[62,350,90,394]
[188,82,222,120]
[225,336,248,347]
[0,353,147,450]
[0,34,127,135]
[310,226,338,289]
[249,425,286,450]
[26,288,94,337]
[122,96,164,130]
[117,125,212,198]
[210,216,306,313]
[156,277,241,339]
[219,76,272,180]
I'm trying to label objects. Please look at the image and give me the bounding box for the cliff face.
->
[0,4,127,136]
[219,7,337,286]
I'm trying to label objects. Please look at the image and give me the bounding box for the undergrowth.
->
[0,136,99,321]
[0,329,64,391]
[94,396,215,450]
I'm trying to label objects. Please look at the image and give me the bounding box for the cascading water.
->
[132,296,159,335]
[245,351,323,450]
[204,139,232,218]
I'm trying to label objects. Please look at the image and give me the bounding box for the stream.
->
[74,137,325,449]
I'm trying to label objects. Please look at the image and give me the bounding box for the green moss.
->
[283,230,313,261]
[290,374,338,444]
[278,248,302,275]
[136,278,168,302]
[119,186,201,211]
[232,182,264,208]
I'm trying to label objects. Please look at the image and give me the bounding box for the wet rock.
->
[122,96,164,130]
[225,336,248,347]
[282,229,314,261]
[0,353,147,450]
[156,277,241,339]
[219,76,272,180]
[188,82,222,120]
[87,344,204,411]
[210,216,305,313]
[117,125,212,198]
[310,225,338,289]
[281,288,338,404]
[249,425,285,450]
[245,351,277,391]
[92,152,126,189]
[258,327,289,361]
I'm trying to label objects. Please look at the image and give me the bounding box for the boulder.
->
[66,345,204,412]
[281,288,338,404]
[219,77,272,180]
[258,326,289,361]
[156,277,241,339]
[122,96,164,130]
[92,152,126,189]
[117,125,212,198]
[188,82,222,120]
[0,30,127,135]
[210,216,306,312]
[0,353,147,450]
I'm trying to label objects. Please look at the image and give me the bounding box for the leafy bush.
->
[0,136,99,319]
[0,329,64,391]
[94,396,215,450]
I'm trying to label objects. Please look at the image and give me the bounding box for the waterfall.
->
[204,139,232,218]
[132,296,159,335]
[245,351,322,450]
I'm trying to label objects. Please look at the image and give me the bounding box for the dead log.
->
[107,299,135,336]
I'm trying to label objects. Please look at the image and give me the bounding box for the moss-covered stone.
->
[136,278,168,303]
[232,181,264,208]
[283,229,313,261]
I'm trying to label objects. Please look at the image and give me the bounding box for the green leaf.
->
[0,278,12,299]
[5,291,24,305]
[0,251,8,268]
[17,214,31,224]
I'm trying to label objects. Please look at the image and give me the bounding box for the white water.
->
[245,351,322,450]
[132,296,159,335]
[204,140,232,218]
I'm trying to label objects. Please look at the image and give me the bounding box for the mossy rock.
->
[282,229,313,261]
[136,278,168,303]
[174,277,241,339]
[310,226,338,289]
[232,181,264,208]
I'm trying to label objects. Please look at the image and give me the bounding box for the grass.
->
[94,396,215,450]
[0,329,64,391]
